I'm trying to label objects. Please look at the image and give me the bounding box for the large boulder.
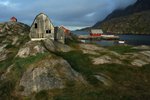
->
[17,38,73,58]
[43,39,73,52]
[92,55,122,65]
[16,41,46,58]
[19,55,86,96]
[130,51,150,67]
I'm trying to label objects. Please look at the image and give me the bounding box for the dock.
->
[78,35,119,40]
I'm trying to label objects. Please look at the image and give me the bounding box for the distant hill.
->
[82,0,150,34]
[94,0,150,27]
[99,10,150,34]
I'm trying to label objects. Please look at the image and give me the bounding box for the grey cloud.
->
[0,0,137,29]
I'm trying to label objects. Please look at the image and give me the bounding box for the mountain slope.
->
[99,10,150,34]
[92,0,150,34]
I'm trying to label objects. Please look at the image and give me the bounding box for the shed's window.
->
[46,30,49,33]
[35,23,37,28]
[46,30,51,34]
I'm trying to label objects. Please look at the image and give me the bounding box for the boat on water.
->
[118,40,125,44]
[80,40,86,43]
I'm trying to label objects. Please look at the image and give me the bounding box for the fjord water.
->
[73,31,150,46]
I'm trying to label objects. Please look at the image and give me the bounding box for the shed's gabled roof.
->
[30,13,54,28]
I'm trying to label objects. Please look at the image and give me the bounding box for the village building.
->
[10,17,17,22]
[29,13,65,44]
[90,29,103,37]
[55,27,65,44]
[60,26,71,38]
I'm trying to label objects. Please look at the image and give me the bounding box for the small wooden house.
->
[90,29,103,37]
[10,17,17,22]
[30,13,55,40]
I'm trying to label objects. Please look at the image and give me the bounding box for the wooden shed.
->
[30,13,55,40]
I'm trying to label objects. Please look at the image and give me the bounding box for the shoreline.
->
[72,31,150,36]
[94,33,150,35]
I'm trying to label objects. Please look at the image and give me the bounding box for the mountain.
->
[93,0,150,34]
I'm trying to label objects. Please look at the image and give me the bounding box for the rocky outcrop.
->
[132,45,150,50]
[79,44,108,55]
[79,44,150,67]
[0,22,30,61]
[16,41,46,58]
[92,55,122,65]
[94,73,112,86]
[13,38,86,96]
[130,51,150,67]
[42,38,73,52]
[0,22,86,99]
[17,40,73,58]
[0,44,8,61]
[19,55,86,96]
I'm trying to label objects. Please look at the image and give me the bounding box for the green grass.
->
[65,35,80,49]
[0,47,18,75]
[55,51,93,75]
[52,63,150,100]
[0,58,13,75]
[9,53,49,81]
[107,45,140,54]
[53,50,150,100]
[33,90,49,100]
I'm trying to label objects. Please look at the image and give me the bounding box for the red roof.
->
[10,16,17,22]
[60,26,70,33]
[11,16,17,20]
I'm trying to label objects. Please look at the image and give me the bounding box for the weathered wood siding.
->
[54,27,65,44]
[30,13,55,40]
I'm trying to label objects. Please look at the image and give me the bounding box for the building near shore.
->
[29,13,65,44]
[90,29,103,36]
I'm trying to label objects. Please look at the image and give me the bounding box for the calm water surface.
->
[73,31,150,46]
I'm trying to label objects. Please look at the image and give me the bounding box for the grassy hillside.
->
[0,22,150,100]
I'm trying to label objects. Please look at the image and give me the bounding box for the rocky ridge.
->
[79,44,150,67]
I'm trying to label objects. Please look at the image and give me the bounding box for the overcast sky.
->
[0,0,137,30]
